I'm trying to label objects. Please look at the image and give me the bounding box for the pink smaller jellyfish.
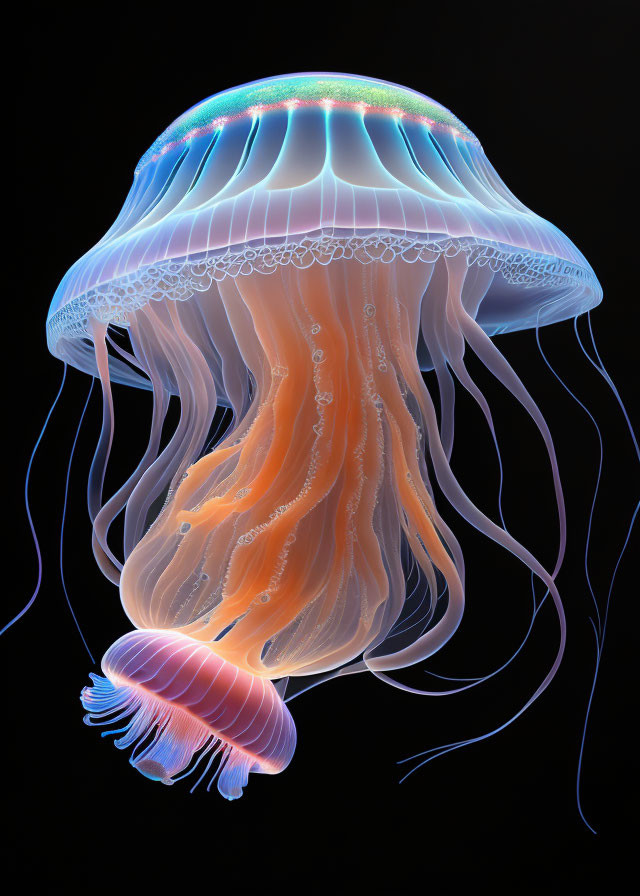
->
[83,630,295,798]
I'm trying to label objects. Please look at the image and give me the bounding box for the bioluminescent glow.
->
[8,74,636,818]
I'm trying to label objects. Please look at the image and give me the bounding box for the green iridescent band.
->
[138,73,476,172]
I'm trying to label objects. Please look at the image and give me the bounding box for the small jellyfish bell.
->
[45,73,605,798]
[82,630,296,799]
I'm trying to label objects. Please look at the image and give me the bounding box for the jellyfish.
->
[12,73,636,810]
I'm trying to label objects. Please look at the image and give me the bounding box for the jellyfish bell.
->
[46,73,603,796]
[47,72,600,385]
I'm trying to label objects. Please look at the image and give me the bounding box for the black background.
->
[5,3,636,892]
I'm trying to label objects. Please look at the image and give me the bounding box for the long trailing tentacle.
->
[0,364,67,635]
[449,265,566,580]
[366,252,565,685]
[60,377,96,662]
[584,312,639,462]
[363,254,569,803]
[398,310,637,828]
[536,310,638,833]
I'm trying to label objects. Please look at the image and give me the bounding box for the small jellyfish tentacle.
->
[189,742,224,793]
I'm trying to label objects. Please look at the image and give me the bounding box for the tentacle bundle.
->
[81,630,296,799]
[112,256,468,678]
[111,252,564,688]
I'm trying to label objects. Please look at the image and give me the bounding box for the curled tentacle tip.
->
[132,758,174,785]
